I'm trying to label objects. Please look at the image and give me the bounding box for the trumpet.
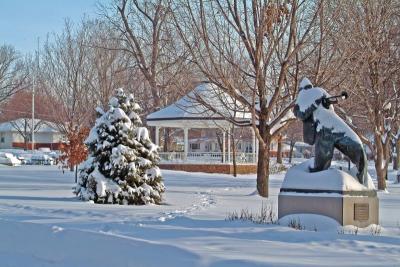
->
[322,91,348,108]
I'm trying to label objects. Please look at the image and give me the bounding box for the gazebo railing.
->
[158,152,256,164]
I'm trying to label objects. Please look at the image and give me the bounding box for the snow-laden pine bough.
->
[74,88,165,205]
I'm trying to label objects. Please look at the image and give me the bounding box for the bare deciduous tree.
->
[85,20,131,110]
[40,20,94,142]
[0,45,28,103]
[174,0,322,197]
[284,120,303,163]
[101,0,193,115]
[332,0,400,190]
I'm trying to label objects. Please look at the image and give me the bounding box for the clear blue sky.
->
[0,0,102,55]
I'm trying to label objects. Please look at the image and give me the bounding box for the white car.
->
[16,155,27,165]
[31,154,55,165]
[0,152,22,166]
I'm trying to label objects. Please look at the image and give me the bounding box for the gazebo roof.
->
[146,82,252,128]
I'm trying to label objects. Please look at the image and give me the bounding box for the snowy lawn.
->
[0,163,399,266]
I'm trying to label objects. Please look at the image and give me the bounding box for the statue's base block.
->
[278,192,379,228]
[279,159,379,228]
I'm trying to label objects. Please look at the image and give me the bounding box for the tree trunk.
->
[375,136,388,190]
[24,137,28,151]
[216,132,223,163]
[150,82,162,112]
[376,163,387,190]
[257,120,271,197]
[75,165,78,183]
[394,139,400,170]
[277,134,283,164]
[257,132,270,197]
[163,128,169,152]
[289,141,295,164]
[24,121,28,150]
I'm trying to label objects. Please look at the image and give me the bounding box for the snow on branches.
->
[75,88,164,205]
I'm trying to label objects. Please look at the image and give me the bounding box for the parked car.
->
[16,155,27,165]
[39,147,51,153]
[0,152,22,166]
[31,154,55,165]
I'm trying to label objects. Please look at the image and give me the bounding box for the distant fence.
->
[158,152,256,164]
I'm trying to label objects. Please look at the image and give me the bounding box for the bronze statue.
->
[293,78,368,186]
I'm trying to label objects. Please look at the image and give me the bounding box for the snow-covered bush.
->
[269,163,287,174]
[75,88,164,205]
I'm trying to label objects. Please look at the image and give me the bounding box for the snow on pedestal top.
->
[281,159,375,192]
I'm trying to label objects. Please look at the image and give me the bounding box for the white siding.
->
[11,132,54,143]
[34,133,54,143]
[52,133,64,142]
[0,132,13,149]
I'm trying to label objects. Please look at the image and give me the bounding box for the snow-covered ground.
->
[0,161,399,266]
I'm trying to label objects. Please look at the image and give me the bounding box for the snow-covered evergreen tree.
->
[75,88,164,205]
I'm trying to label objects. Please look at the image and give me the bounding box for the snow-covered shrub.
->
[75,88,164,205]
[269,163,287,174]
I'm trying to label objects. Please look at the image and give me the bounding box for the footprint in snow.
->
[157,190,217,222]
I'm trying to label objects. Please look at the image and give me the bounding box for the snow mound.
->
[279,214,340,232]
[341,224,383,233]
[281,159,375,192]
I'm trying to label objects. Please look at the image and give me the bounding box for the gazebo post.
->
[227,127,231,163]
[222,130,226,163]
[252,127,256,163]
[155,126,160,146]
[184,127,189,161]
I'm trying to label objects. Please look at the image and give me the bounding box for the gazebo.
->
[146,82,259,174]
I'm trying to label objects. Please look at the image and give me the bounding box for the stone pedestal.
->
[278,192,379,227]
[278,159,379,228]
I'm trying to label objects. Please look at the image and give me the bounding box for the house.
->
[0,118,64,150]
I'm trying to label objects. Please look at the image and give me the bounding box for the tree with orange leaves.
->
[59,127,89,182]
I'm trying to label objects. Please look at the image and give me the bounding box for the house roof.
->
[146,82,252,128]
[0,118,60,133]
